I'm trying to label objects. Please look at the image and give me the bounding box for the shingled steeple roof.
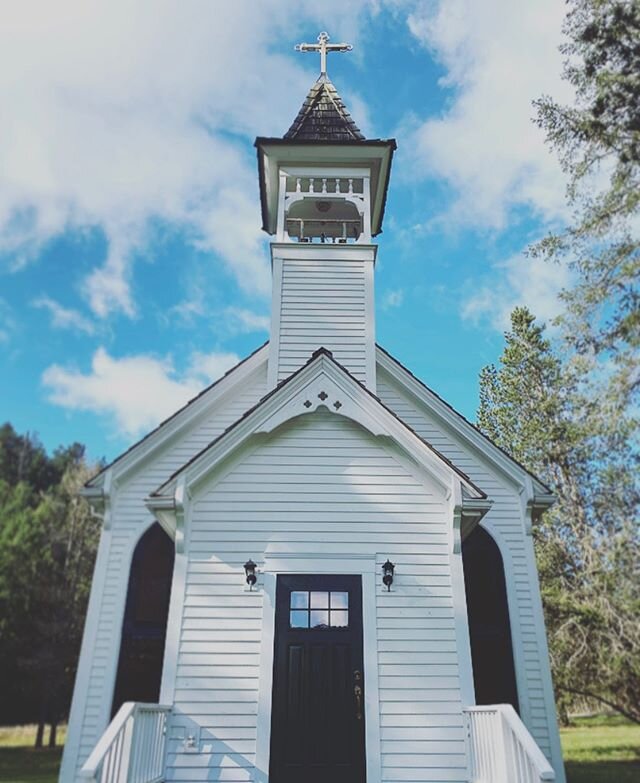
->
[284,74,365,142]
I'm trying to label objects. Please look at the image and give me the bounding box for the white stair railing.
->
[80,702,171,783]
[464,705,556,783]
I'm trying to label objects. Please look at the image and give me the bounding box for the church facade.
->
[61,35,565,783]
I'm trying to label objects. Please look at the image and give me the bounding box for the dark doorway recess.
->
[462,525,519,712]
[111,522,174,717]
[270,574,366,783]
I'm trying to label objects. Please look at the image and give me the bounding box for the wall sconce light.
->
[244,559,257,590]
[382,559,395,591]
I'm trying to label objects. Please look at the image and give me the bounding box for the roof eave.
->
[375,345,554,496]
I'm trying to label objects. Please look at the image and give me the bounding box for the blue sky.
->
[0,1,573,464]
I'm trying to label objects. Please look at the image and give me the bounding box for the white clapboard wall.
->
[376,364,559,770]
[273,256,373,386]
[167,409,468,783]
[66,363,269,783]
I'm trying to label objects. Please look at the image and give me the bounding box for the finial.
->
[294,31,353,76]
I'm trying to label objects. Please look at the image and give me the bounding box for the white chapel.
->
[60,33,566,783]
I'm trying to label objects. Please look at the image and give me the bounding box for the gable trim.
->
[146,349,488,518]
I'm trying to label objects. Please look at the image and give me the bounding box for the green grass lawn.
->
[0,727,64,783]
[562,715,640,782]
[0,716,637,782]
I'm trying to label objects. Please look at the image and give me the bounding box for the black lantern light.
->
[382,559,395,591]
[244,559,257,590]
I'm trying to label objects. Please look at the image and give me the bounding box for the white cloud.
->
[0,1,373,318]
[405,0,573,228]
[381,288,404,309]
[187,351,242,384]
[42,346,240,438]
[225,307,270,335]
[166,289,269,335]
[32,295,95,334]
[461,251,572,332]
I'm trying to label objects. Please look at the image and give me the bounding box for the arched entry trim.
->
[111,522,175,717]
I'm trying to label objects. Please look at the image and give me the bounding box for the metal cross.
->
[294,31,353,76]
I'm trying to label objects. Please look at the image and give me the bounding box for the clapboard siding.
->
[68,363,269,782]
[276,258,369,383]
[167,410,466,783]
[376,366,556,766]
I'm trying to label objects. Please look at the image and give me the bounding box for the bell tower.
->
[256,32,396,393]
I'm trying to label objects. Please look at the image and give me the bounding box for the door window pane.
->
[330,592,349,609]
[290,610,309,628]
[290,591,309,609]
[310,610,329,628]
[331,610,349,628]
[310,592,329,609]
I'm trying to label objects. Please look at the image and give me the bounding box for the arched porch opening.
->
[462,524,519,711]
[111,522,175,717]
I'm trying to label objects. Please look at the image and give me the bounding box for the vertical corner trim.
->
[522,476,534,536]
[84,468,113,530]
[174,475,188,554]
[450,478,463,554]
[268,254,284,390]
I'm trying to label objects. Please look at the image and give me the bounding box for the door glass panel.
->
[290,591,309,609]
[290,610,309,628]
[330,592,349,609]
[310,592,329,609]
[288,588,350,630]
[310,610,329,628]
[331,610,349,628]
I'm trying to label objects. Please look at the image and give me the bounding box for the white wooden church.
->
[61,33,566,783]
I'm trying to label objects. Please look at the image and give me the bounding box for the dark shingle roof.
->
[285,75,365,141]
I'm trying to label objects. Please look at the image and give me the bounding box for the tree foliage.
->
[531,0,640,403]
[478,308,640,723]
[0,424,100,745]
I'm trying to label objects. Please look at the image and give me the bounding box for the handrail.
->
[80,702,171,783]
[464,705,555,782]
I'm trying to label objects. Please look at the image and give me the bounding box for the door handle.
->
[353,669,363,720]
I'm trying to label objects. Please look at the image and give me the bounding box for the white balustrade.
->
[80,703,170,783]
[285,175,365,198]
[464,705,556,783]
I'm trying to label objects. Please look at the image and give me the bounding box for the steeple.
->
[254,33,396,392]
[287,31,365,142]
[284,75,365,142]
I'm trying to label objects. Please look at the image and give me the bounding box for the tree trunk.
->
[35,687,48,749]
[48,722,57,748]
[35,719,45,749]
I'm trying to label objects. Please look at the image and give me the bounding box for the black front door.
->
[269,574,366,783]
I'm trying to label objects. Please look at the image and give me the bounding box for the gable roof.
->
[375,344,554,498]
[284,75,365,141]
[84,342,269,489]
[149,347,487,503]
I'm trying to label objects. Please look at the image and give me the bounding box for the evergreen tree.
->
[478,307,640,723]
[531,0,640,406]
